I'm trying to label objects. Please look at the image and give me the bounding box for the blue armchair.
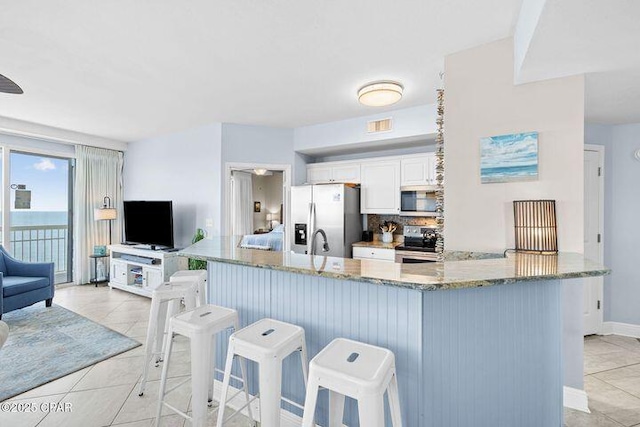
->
[0,246,55,320]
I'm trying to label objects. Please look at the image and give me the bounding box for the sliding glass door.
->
[3,151,73,283]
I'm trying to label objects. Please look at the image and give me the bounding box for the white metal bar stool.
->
[138,281,197,397]
[156,304,255,427]
[170,270,207,306]
[301,338,402,427]
[216,318,309,427]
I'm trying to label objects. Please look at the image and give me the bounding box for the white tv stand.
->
[107,244,186,298]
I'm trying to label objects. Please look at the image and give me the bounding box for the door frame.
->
[584,144,605,334]
[223,162,292,251]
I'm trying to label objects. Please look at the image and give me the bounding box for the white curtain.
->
[73,145,124,284]
[231,171,254,236]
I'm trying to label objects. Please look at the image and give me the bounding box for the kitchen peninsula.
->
[179,237,609,427]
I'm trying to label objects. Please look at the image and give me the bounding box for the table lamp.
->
[513,200,558,254]
[266,213,275,230]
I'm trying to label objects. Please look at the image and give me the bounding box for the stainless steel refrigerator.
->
[290,184,362,258]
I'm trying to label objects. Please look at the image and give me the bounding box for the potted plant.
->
[188,228,207,270]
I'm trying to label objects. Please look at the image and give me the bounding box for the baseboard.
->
[601,321,640,338]
[215,378,592,421]
[563,386,590,413]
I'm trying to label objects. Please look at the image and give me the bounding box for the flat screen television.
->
[123,201,174,249]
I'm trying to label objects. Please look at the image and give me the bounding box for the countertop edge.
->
[179,251,611,292]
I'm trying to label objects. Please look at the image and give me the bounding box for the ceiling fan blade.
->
[0,74,24,94]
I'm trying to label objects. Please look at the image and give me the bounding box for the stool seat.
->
[302,338,403,427]
[171,305,237,335]
[231,318,305,359]
[311,338,394,391]
[217,318,309,427]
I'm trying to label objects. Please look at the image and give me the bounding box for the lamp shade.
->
[513,200,557,254]
[94,208,117,221]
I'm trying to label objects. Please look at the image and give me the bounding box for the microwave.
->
[400,185,437,216]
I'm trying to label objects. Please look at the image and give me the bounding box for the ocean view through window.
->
[3,152,73,283]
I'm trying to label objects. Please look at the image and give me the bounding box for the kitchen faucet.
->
[310,229,330,255]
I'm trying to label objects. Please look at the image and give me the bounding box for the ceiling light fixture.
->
[357,81,403,107]
[0,74,24,94]
[254,168,268,176]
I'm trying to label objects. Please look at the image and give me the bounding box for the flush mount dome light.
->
[358,81,403,107]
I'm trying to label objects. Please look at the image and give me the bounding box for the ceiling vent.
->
[0,74,23,94]
[367,118,392,133]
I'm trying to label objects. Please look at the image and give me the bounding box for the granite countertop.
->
[179,237,610,291]
[352,240,402,249]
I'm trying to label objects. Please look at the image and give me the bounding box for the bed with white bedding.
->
[239,225,284,251]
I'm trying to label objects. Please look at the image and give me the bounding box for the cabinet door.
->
[331,163,361,184]
[360,160,400,214]
[426,153,437,185]
[142,268,163,291]
[401,156,430,186]
[110,260,127,285]
[307,166,333,184]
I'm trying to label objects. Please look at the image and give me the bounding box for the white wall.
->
[444,38,585,253]
[293,104,437,155]
[123,123,222,247]
[586,122,640,327]
[444,38,586,391]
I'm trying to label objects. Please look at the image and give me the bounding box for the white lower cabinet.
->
[110,259,128,285]
[107,245,186,298]
[142,267,163,290]
[352,246,395,261]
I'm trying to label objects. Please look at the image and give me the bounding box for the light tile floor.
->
[564,335,640,427]
[2,285,640,426]
[1,285,253,427]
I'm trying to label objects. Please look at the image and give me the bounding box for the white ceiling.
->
[516,0,640,125]
[0,0,522,141]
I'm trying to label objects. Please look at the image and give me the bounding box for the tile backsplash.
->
[366,214,436,235]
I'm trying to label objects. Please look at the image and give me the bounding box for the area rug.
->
[0,304,141,401]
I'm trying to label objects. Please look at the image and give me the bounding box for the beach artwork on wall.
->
[480,132,538,183]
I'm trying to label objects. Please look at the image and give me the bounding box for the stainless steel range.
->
[395,226,438,263]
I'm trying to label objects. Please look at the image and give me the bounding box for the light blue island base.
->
[208,262,562,427]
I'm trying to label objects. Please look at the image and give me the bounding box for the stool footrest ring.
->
[221,395,258,424]
[163,376,191,397]
[161,402,192,421]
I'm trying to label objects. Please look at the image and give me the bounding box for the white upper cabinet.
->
[360,160,400,214]
[307,162,360,184]
[331,163,361,183]
[306,152,434,214]
[307,165,333,184]
[401,153,436,186]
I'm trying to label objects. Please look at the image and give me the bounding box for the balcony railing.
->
[1,225,70,283]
